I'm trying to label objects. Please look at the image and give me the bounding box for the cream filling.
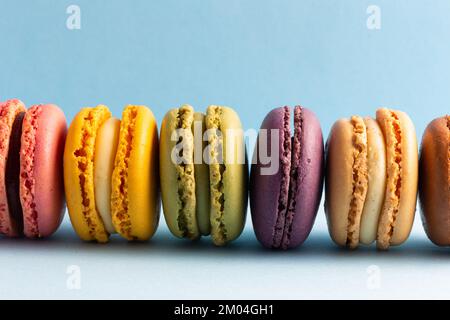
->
[359,118,386,245]
[94,117,121,234]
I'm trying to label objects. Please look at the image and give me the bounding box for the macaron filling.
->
[20,106,41,236]
[94,117,120,234]
[5,111,26,235]
[346,116,368,248]
[377,111,402,249]
[192,112,211,236]
[359,118,386,245]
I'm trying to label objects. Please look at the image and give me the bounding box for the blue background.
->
[1,0,450,299]
[1,0,449,137]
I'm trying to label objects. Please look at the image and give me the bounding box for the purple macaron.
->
[250,106,324,249]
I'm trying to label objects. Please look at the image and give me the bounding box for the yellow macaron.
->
[64,104,160,242]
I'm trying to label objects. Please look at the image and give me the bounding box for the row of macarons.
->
[0,99,447,250]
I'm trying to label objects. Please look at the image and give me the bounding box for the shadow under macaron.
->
[0,220,447,262]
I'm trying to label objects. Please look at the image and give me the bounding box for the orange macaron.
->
[325,108,418,250]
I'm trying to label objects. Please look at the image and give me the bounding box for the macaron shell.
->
[250,107,291,248]
[160,105,199,239]
[376,108,418,248]
[0,99,26,237]
[359,117,386,245]
[111,105,160,241]
[64,106,111,242]
[286,107,324,247]
[94,117,121,234]
[325,119,357,246]
[160,108,183,238]
[20,104,67,238]
[206,106,247,245]
[192,112,211,236]
[419,116,449,245]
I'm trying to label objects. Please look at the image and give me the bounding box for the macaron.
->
[64,105,160,242]
[250,106,324,249]
[0,99,67,238]
[325,108,418,250]
[419,116,450,246]
[160,105,247,246]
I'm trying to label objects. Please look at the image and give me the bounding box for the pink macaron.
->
[0,100,67,238]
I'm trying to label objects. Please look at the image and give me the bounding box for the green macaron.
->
[160,104,247,246]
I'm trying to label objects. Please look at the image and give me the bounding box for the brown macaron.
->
[419,116,450,246]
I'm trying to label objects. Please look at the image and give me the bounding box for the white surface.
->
[0,206,448,300]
